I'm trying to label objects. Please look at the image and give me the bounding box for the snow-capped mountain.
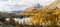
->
[35,3,43,8]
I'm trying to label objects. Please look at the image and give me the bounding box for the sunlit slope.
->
[20,5,35,15]
[19,0,59,16]
[19,0,60,25]
[29,0,60,25]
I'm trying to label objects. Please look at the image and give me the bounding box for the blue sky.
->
[0,0,55,12]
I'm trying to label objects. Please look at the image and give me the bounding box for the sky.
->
[0,0,55,12]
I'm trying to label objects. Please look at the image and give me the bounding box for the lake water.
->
[6,17,32,24]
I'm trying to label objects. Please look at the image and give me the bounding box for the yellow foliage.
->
[19,0,60,26]
[16,21,20,27]
[53,9,60,15]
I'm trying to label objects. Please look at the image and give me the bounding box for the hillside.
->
[18,0,60,26]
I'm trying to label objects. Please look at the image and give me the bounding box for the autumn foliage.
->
[19,0,60,26]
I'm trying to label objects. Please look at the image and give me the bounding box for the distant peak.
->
[33,3,43,10]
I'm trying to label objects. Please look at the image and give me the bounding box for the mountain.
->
[12,11,22,14]
[35,3,43,8]
[20,3,43,16]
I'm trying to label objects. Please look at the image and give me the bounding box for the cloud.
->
[0,0,55,12]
